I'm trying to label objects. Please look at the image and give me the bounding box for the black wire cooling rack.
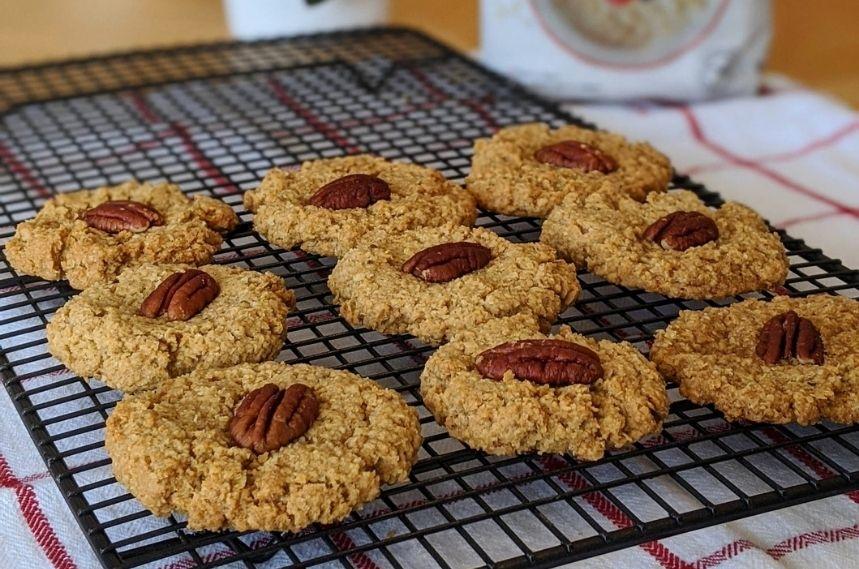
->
[1,27,858,569]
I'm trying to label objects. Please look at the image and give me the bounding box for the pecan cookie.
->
[6,181,238,289]
[466,123,671,218]
[541,187,788,299]
[105,361,421,532]
[328,224,580,345]
[243,155,476,258]
[421,314,668,459]
[47,263,294,392]
[651,295,859,425]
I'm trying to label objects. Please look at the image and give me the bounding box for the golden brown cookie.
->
[243,155,476,258]
[466,123,671,217]
[105,361,421,532]
[421,314,668,459]
[328,224,580,345]
[6,181,238,289]
[826,352,859,425]
[651,295,859,425]
[541,187,788,299]
[47,263,294,392]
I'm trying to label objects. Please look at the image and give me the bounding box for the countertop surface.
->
[0,0,858,107]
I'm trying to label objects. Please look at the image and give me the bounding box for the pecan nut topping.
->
[475,339,604,386]
[755,310,825,365]
[84,200,163,234]
[307,174,391,210]
[138,269,220,321]
[229,383,320,453]
[402,241,492,283]
[534,140,618,173]
[642,211,719,251]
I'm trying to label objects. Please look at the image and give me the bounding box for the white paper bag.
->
[480,0,771,101]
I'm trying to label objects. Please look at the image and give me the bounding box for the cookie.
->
[541,187,789,299]
[420,314,668,459]
[651,295,859,425]
[6,181,238,289]
[47,263,294,392]
[466,122,671,217]
[105,361,421,532]
[243,155,477,258]
[328,224,580,345]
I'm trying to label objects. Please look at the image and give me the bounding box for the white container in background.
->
[223,0,389,39]
[480,0,771,101]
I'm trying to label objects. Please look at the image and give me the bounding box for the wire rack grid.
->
[0,28,858,569]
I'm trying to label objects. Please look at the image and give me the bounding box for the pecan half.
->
[476,339,604,386]
[756,310,825,365]
[138,269,220,321]
[229,383,319,453]
[534,140,617,173]
[402,242,492,283]
[307,174,391,210]
[642,211,719,251]
[84,200,163,234]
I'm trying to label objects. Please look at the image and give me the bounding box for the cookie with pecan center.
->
[47,263,294,392]
[541,187,788,299]
[466,122,671,218]
[105,361,421,532]
[651,295,859,425]
[420,314,668,459]
[244,155,476,258]
[328,224,580,345]
[6,181,238,289]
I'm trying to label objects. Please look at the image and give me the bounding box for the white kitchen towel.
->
[564,76,859,270]
[558,77,859,568]
[1,75,858,569]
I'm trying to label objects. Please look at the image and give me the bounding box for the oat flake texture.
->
[328,224,580,345]
[47,263,294,393]
[5,181,238,289]
[466,122,671,218]
[541,186,789,299]
[105,361,421,532]
[421,314,668,460]
[651,295,859,425]
[244,155,477,258]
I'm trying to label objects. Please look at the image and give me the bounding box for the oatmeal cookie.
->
[328,224,580,345]
[105,361,421,532]
[466,123,671,217]
[651,295,859,425]
[541,187,788,299]
[6,181,238,289]
[243,155,476,258]
[826,352,859,424]
[47,263,294,392]
[421,314,668,459]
